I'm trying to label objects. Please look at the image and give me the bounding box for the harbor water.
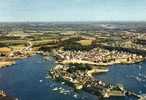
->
[0,55,146,100]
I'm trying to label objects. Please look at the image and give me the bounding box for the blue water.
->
[96,62,146,95]
[0,55,97,100]
[0,55,146,100]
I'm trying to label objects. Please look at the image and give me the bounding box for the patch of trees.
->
[61,37,96,51]
[0,36,21,40]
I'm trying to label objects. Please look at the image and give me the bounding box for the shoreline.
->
[0,61,15,68]
[49,64,141,99]
[0,90,17,100]
[59,58,144,66]
[0,55,36,69]
[49,48,146,99]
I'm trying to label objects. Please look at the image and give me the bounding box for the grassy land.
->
[77,39,93,46]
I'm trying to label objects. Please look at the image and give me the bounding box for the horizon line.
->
[0,20,146,23]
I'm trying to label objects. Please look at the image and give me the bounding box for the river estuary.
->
[0,55,146,100]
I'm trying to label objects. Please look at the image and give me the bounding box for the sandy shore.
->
[0,61,15,68]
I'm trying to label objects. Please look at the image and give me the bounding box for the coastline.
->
[48,47,146,99]
[0,61,15,68]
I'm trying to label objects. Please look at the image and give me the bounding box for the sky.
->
[0,0,146,22]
